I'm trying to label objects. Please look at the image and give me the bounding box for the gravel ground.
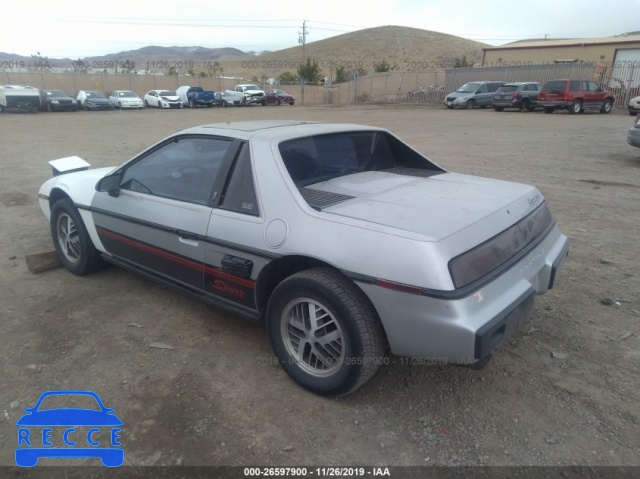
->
[0,104,638,476]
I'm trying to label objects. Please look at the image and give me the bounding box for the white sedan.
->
[143,90,182,109]
[38,121,569,396]
[109,90,143,109]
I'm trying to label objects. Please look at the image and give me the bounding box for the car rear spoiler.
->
[49,156,90,176]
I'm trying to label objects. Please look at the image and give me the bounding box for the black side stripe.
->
[84,204,281,260]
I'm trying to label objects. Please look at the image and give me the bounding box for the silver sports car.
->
[38,120,570,396]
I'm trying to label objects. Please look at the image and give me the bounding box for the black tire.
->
[464,99,475,110]
[544,107,554,114]
[222,100,228,108]
[261,100,266,106]
[50,198,105,276]
[569,100,582,115]
[520,99,530,111]
[189,99,195,108]
[47,103,52,112]
[494,107,504,112]
[600,99,612,114]
[206,103,213,108]
[446,105,454,109]
[144,99,149,107]
[289,101,295,106]
[527,106,536,112]
[267,268,385,396]
[629,112,637,116]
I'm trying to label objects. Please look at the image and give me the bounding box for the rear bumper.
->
[357,225,570,362]
[628,127,640,148]
[538,100,570,108]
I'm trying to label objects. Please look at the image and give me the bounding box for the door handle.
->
[179,237,198,246]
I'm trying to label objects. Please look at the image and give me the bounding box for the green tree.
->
[453,55,472,68]
[297,58,323,83]
[73,57,88,73]
[334,66,348,84]
[278,71,298,83]
[187,69,196,76]
[168,66,178,76]
[374,59,393,73]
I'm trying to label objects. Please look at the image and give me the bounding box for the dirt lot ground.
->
[0,103,639,475]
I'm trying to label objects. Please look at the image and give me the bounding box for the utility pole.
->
[299,20,308,105]
[298,20,308,62]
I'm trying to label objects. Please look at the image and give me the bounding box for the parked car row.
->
[0,84,296,112]
[444,79,616,114]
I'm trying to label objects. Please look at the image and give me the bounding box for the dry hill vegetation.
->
[216,25,488,80]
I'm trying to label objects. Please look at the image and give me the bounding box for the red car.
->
[538,79,615,114]
[264,89,295,106]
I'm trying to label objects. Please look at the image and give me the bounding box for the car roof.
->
[177,121,386,141]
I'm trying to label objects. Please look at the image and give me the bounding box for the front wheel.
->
[600,100,612,114]
[189,99,195,108]
[464,99,475,110]
[50,198,105,275]
[494,107,504,112]
[544,107,554,114]
[569,100,582,114]
[267,268,385,396]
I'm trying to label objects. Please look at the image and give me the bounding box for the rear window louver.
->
[299,188,354,210]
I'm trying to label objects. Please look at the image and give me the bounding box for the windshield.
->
[46,90,67,97]
[118,91,137,97]
[86,91,105,99]
[273,89,287,94]
[456,83,480,93]
[497,86,518,93]
[244,86,259,91]
[159,91,175,96]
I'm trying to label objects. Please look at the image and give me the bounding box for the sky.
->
[2,0,639,58]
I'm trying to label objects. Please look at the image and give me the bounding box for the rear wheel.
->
[51,198,105,275]
[544,107,554,114]
[600,99,612,114]
[494,107,504,112]
[222,100,228,107]
[267,268,385,396]
[520,99,530,111]
[569,100,582,114]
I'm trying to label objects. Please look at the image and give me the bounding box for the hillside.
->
[218,25,488,78]
[0,26,487,77]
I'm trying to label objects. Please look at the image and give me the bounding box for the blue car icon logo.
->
[15,390,123,467]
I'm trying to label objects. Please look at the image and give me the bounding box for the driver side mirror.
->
[96,173,122,197]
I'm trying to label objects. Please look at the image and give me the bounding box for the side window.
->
[586,81,599,92]
[570,81,580,92]
[219,143,259,216]
[477,84,488,93]
[535,84,542,92]
[121,137,232,205]
[488,83,501,93]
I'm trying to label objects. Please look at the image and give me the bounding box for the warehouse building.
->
[482,33,640,88]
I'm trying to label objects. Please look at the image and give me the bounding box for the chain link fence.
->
[4,62,640,108]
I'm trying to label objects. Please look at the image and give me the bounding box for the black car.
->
[493,82,542,111]
[39,90,78,112]
[76,90,113,111]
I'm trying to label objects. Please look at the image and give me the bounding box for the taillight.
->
[510,93,519,97]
